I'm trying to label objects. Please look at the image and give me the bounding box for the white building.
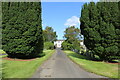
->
[80,40,87,51]
[54,40,64,48]
[54,40,86,50]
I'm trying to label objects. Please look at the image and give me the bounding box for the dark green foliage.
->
[43,26,57,43]
[44,42,54,50]
[62,26,81,52]
[2,2,44,58]
[80,2,120,61]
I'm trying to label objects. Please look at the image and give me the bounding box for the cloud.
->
[42,23,44,26]
[64,16,80,27]
[42,22,47,27]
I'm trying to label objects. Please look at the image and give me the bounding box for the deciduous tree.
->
[43,26,57,43]
[62,26,81,52]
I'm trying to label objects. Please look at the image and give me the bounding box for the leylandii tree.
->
[80,2,120,61]
[2,2,44,58]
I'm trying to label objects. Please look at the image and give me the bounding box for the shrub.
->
[61,42,72,50]
[44,42,54,50]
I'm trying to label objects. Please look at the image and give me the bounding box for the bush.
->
[72,41,80,53]
[2,2,43,59]
[61,42,72,50]
[62,41,80,54]
[0,49,6,54]
[44,42,54,50]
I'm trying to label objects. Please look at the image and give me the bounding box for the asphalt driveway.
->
[32,48,106,78]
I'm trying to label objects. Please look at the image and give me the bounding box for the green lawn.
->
[2,50,55,78]
[64,50,119,78]
[0,60,2,79]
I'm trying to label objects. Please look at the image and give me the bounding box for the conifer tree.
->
[80,2,119,61]
[2,2,43,58]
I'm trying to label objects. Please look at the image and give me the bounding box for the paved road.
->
[32,48,106,78]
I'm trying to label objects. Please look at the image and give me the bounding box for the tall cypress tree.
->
[2,2,43,58]
[80,2,119,61]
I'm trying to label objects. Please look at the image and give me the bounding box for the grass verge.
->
[2,50,55,78]
[64,50,119,78]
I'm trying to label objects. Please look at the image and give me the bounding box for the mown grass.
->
[2,50,55,78]
[0,60,2,79]
[64,50,119,78]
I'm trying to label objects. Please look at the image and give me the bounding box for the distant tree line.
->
[80,2,120,61]
[2,2,44,58]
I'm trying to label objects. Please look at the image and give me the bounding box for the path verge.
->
[63,50,119,78]
[2,50,55,78]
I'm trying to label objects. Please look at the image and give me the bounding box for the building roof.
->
[55,40,65,41]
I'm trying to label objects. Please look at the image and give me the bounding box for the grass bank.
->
[64,50,119,78]
[2,50,55,78]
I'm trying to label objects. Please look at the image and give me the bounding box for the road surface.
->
[32,48,106,78]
